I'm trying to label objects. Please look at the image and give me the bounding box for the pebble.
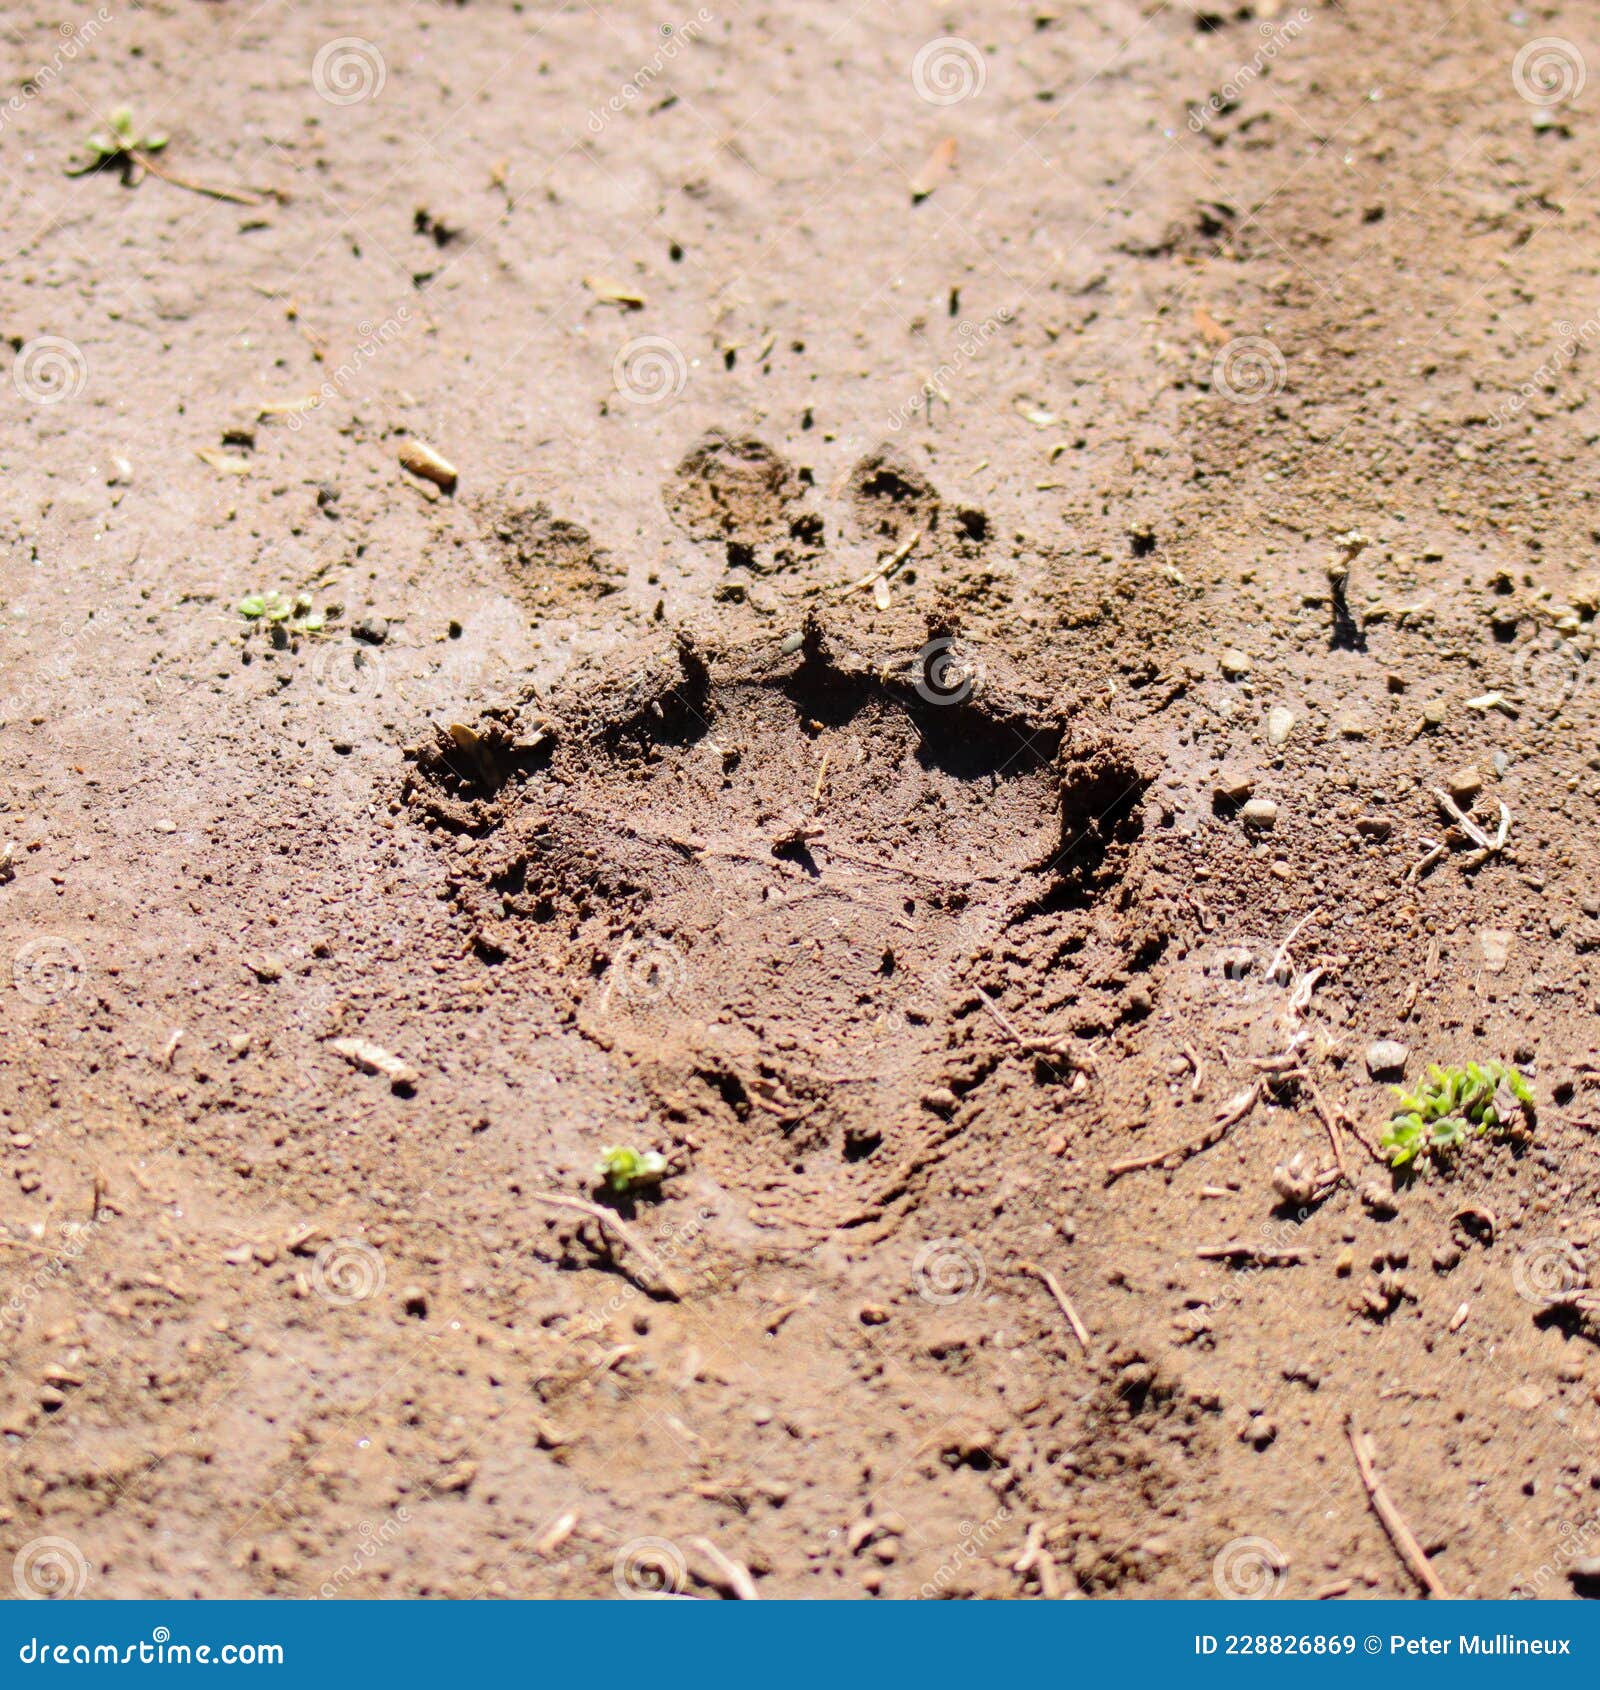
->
[1358,1181,1398,1218]
[1266,706,1295,745]
[352,615,389,645]
[1422,700,1446,728]
[1219,649,1252,679]
[249,953,285,983]
[1447,764,1482,802]
[1240,798,1278,829]
[1365,1039,1409,1078]
[1214,770,1253,804]
[1478,928,1512,973]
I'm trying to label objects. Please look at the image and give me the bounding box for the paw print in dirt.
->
[402,621,1150,1227]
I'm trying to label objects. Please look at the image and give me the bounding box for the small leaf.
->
[238,594,267,619]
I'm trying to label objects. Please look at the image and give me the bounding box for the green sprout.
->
[1381,1060,1535,1171]
[67,106,167,181]
[67,106,260,206]
[594,1145,667,1194]
[238,591,327,634]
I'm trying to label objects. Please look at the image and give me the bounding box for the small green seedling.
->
[1381,1060,1534,1170]
[594,1145,667,1194]
[67,106,260,206]
[239,591,327,634]
[67,106,167,182]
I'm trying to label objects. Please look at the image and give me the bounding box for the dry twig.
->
[530,1192,684,1300]
[1347,1417,1451,1598]
[1018,1261,1091,1352]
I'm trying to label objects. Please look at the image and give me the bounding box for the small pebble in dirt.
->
[858,1303,890,1325]
[249,953,284,982]
[1240,798,1278,830]
[1447,763,1482,803]
[1365,1039,1409,1078]
[332,738,354,755]
[1214,770,1253,804]
[401,1285,429,1318]
[1219,648,1252,680]
[1266,706,1295,745]
[1358,1180,1398,1217]
[1478,928,1512,972]
[352,615,389,645]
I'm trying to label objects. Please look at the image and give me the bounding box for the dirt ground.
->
[6,0,1600,1602]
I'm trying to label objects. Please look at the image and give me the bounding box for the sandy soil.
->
[6,0,1600,1601]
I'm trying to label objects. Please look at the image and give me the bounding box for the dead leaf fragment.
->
[329,1037,420,1088]
[196,446,250,476]
[910,136,957,202]
[397,439,458,493]
[1193,304,1231,347]
[584,275,647,309]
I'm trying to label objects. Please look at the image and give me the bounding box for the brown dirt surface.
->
[5,0,1600,1604]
